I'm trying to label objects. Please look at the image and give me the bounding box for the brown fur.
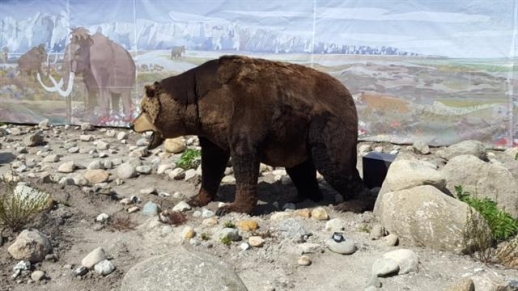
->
[132,55,371,215]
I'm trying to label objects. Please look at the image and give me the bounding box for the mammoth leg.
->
[308,114,373,213]
[286,160,323,203]
[111,93,121,116]
[188,137,230,208]
[121,90,133,121]
[97,88,110,120]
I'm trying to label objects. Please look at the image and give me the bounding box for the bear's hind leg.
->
[286,159,323,203]
[309,115,373,212]
[188,137,229,208]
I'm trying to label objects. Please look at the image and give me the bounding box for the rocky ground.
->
[0,121,518,291]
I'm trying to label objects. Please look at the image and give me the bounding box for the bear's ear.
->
[145,85,155,98]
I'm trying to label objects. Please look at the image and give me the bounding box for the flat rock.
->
[84,169,110,184]
[372,257,399,277]
[435,140,487,161]
[82,247,106,269]
[120,247,247,291]
[382,249,419,274]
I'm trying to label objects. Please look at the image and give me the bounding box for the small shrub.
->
[201,232,211,241]
[220,236,232,246]
[223,221,236,229]
[108,214,136,232]
[0,178,50,231]
[515,153,518,161]
[176,148,201,170]
[456,185,518,241]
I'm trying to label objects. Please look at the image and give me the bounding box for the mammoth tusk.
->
[51,72,75,97]
[37,72,62,93]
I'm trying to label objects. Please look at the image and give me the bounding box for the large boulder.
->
[374,185,490,254]
[442,154,518,218]
[8,229,52,262]
[121,247,248,291]
[435,140,487,161]
[376,159,445,199]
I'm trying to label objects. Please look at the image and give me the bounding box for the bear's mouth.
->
[148,132,165,150]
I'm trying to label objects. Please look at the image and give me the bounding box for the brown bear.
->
[131,55,372,215]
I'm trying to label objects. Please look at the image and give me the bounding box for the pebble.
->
[96,213,110,223]
[80,134,94,141]
[117,163,137,179]
[173,201,192,212]
[184,169,198,181]
[297,255,312,266]
[240,243,251,251]
[136,165,152,174]
[94,259,115,276]
[128,206,140,213]
[311,207,329,220]
[248,236,265,247]
[84,169,110,184]
[8,230,52,262]
[42,154,60,163]
[182,226,196,239]
[370,224,386,240]
[82,247,106,269]
[31,270,46,281]
[383,234,399,246]
[140,187,157,195]
[294,208,311,218]
[325,237,357,255]
[202,217,219,227]
[117,132,128,140]
[74,266,88,276]
[298,243,322,254]
[142,202,159,216]
[237,220,259,232]
[169,168,186,179]
[81,123,95,131]
[217,228,241,241]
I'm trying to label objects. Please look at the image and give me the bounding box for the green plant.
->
[456,185,518,241]
[201,232,211,241]
[515,153,518,161]
[223,221,236,229]
[176,148,201,170]
[0,178,50,231]
[220,236,232,246]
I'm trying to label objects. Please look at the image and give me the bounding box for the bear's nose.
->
[128,123,134,131]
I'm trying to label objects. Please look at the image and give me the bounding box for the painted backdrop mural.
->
[0,0,516,148]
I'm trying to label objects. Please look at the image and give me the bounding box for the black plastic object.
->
[362,152,397,189]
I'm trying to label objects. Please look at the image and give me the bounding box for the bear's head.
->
[131,82,166,149]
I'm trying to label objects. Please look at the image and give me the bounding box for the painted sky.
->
[0,0,516,58]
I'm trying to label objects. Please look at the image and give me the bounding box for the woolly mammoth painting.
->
[38,27,136,124]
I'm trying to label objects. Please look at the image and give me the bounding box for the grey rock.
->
[74,266,88,276]
[120,247,247,291]
[383,249,419,274]
[383,234,399,246]
[117,131,128,140]
[372,258,399,277]
[82,247,106,269]
[436,140,487,161]
[142,202,160,217]
[412,140,430,154]
[42,154,60,163]
[57,161,76,173]
[80,123,95,131]
[94,259,115,276]
[325,238,357,255]
[136,165,152,174]
[25,132,45,147]
[31,270,46,281]
[8,229,52,262]
[117,162,137,179]
[442,154,518,219]
[370,224,386,240]
[80,134,94,141]
[96,140,109,150]
[278,218,312,241]
[217,228,241,241]
[136,138,149,147]
[374,185,489,254]
[173,201,192,212]
[378,159,445,196]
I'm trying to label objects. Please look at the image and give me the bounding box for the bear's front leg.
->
[188,137,230,208]
[216,153,259,216]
